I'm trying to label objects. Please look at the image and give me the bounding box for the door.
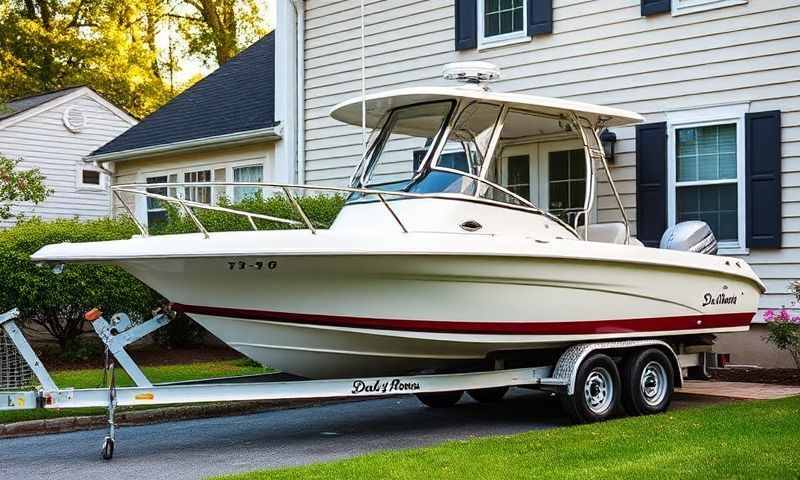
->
[499,140,590,223]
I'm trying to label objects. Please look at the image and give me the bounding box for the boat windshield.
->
[361,101,454,189]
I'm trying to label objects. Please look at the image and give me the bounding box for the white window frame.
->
[75,165,106,191]
[182,167,214,204]
[226,160,267,202]
[666,104,749,255]
[671,0,747,16]
[478,0,529,50]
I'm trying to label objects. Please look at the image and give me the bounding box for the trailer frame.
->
[1,308,698,460]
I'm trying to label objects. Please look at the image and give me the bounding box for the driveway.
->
[0,389,713,480]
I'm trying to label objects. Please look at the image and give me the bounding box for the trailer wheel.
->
[560,353,620,424]
[416,390,463,408]
[621,348,674,416]
[467,386,509,403]
[101,437,114,460]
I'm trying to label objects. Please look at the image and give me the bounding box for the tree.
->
[0,155,51,220]
[0,0,173,117]
[172,0,267,66]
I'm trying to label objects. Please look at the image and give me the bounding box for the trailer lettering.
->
[351,378,422,394]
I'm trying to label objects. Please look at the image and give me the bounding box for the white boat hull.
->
[114,248,760,379]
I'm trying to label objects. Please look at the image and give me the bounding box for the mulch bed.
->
[710,367,800,386]
[39,345,245,371]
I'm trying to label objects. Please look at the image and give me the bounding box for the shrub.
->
[150,192,346,235]
[763,281,800,368]
[0,217,161,354]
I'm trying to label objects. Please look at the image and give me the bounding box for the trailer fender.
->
[548,340,682,396]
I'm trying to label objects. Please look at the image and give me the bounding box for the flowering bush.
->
[763,281,800,368]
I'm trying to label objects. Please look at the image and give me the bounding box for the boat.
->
[31,63,764,380]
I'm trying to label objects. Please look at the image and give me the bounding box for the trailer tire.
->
[416,390,463,408]
[560,353,620,424]
[467,386,509,403]
[621,348,674,416]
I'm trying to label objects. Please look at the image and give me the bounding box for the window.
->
[479,0,528,47]
[145,174,177,225]
[184,170,212,204]
[233,165,264,202]
[674,124,738,241]
[667,105,747,253]
[81,169,101,186]
[548,149,586,222]
[363,102,453,187]
[672,0,747,16]
[506,155,530,199]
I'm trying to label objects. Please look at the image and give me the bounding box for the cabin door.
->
[499,139,592,222]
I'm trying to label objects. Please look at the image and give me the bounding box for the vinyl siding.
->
[0,94,133,227]
[302,0,800,318]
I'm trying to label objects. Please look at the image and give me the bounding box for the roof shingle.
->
[92,32,275,157]
[0,86,85,121]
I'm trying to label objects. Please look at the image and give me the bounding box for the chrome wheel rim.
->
[584,367,614,414]
[640,361,668,407]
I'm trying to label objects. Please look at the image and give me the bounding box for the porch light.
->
[599,129,617,162]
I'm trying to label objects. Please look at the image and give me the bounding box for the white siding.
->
[0,93,133,227]
[302,0,800,314]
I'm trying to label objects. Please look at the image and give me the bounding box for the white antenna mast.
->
[360,0,366,155]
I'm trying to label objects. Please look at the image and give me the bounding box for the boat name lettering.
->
[702,292,737,307]
[351,378,421,395]
[227,260,278,271]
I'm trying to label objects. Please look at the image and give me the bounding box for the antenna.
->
[360,0,366,155]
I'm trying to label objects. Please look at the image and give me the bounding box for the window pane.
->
[676,183,738,242]
[507,154,530,200]
[569,149,586,178]
[184,170,212,204]
[549,182,567,211]
[513,8,523,31]
[484,0,523,37]
[233,165,263,202]
[146,175,168,211]
[485,12,499,36]
[549,151,569,180]
[500,10,513,33]
[570,180,585,208]
[486,0,499,11]
[676,124,737,183]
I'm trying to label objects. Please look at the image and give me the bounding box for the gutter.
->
[291,0,306,184]
[87,126,281,164]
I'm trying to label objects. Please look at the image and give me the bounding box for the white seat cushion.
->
[577,222,628,244]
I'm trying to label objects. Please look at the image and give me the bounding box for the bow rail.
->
[112,179,574,239]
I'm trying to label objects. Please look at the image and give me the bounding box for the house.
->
[89,33,287,227]
[0,86,137,227]
[274,0,799,367]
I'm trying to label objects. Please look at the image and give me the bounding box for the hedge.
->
[0,193,346,353]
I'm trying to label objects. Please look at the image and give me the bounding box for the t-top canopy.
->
[330,87,645,130]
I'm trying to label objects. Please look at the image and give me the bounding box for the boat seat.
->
[577,222,633,245]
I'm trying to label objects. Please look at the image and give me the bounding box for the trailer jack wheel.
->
[101,437,115,460]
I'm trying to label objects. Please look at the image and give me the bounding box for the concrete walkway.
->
[678,380,800,400]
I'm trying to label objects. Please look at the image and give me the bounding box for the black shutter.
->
[746,111,782,248]
[635,122,668,247]
[528,0,553,36]
[455,0,477,51]
[641,0,670,16]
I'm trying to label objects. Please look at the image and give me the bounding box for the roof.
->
[330,86,645,129]
[0,86,85,121]
[91,32,276,159]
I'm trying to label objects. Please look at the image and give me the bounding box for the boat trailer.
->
[0,308,704,460]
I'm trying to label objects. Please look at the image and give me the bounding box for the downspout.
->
[291,0,306,185]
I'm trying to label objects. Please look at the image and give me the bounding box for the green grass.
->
[214,396,800,480]
[1,359,269,424]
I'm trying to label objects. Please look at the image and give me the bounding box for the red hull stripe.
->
[172,303,754,335]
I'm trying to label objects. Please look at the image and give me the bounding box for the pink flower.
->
[763,309,775,321]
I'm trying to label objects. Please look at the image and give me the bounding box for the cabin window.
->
[667,108,746,253]
[672,0,747,16]
[233,165,264,202]
[437,102,502,177]
[479,0,527,47]
[184,170,212,204]
[363,101,453,188]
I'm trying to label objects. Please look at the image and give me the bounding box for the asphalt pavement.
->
[0,389,711,480]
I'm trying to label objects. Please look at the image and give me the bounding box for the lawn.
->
[215,395,800,480]
[1,359,269,424]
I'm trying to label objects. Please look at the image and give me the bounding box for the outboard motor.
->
[660,221,718,255]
